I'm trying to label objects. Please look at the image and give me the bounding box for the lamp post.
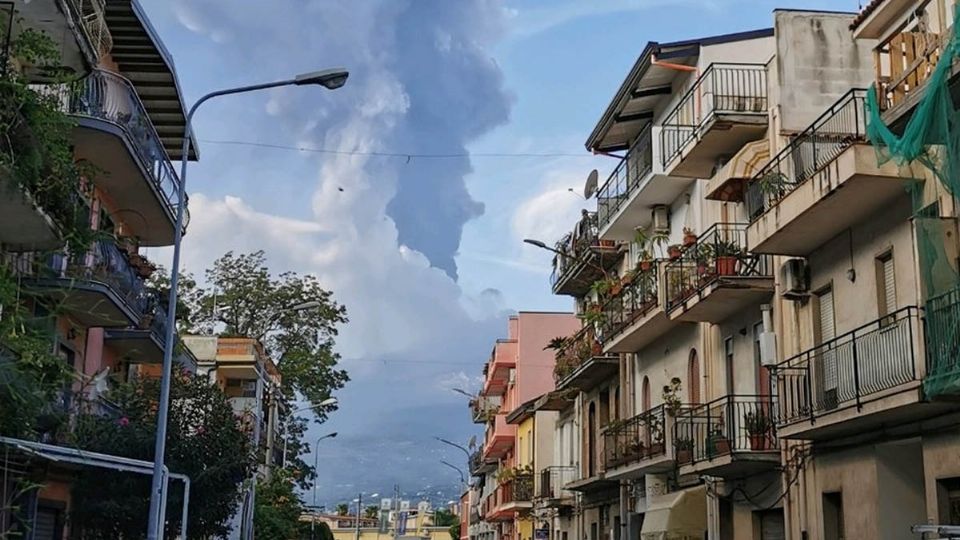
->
[311,432,339,540]
[283,398,338,468]
[433,436,471,461]
[146,68,349,540]
[522,238,609,277]
[440,460,466,491]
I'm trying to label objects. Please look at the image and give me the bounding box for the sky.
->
[138,0,855,508]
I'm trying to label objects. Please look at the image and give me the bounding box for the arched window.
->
[688,349,701,404]
[642,376,651,412]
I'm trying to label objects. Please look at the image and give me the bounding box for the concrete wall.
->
[921,429,960,524]
[534,411,557,473]
[633,323,701,411]
[773,11,875,133]
[708,305,767,398]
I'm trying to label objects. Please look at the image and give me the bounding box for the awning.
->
[640,485,707,540]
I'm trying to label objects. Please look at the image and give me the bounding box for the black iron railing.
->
[599,263,659,343]
[663,223,771,311]
[596,124,653,230]
[58,69,188,228]
[550,212,614,287]
[674,395,777,465]
[48,240,151,317]
[925,286,960,399]
[774,306,921,426]
[745,89,867,221]
[500,473,533,504]
[538,466,576,499]
[603,404,669,469]
[661,63,768,168]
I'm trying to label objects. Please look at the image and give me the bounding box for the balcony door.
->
[587,402,597,478]
[816,287,838,409]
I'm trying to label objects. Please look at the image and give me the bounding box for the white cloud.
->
[511,168,592,258]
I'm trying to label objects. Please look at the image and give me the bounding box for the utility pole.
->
[355,493,363,540]
[393,484,401,540]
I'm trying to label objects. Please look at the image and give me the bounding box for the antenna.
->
[584,169,599,199]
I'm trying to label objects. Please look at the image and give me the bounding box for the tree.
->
[70,370,254,538]
[449,522,461,540]
[254,469,305,540]
[336,503,349,516]
[364,505,379,519]
[433,508,457,527]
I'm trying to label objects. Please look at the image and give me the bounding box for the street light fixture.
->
[283,397,339,467]
[522,237,609,277]
[434,436,471,460]
[146,67,349,540]
[310,432,339,540]
[440,460,466,488]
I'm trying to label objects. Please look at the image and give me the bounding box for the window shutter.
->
[883,256,896,315]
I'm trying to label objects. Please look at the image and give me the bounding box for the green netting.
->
[864,6,960,399]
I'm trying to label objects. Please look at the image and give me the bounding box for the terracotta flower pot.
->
[683,233,697,247]
[668,246,682,260]
[639,260,652,272]
[676,449,692,464]
[749,434,768,451]
[716,256,738,276]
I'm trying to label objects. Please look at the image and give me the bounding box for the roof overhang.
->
[104,0,197,161]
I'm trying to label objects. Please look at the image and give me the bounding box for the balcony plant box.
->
[683,228,697,247]
[675,438,693,464]
[713,239,741,276]
[744,411,773,451]
[668,244,683,260]
[706,432,731,456]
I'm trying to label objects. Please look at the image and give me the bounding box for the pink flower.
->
[117,417,130,427]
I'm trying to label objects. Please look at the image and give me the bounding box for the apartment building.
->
[469,312,579,540]
[0,1,194,536]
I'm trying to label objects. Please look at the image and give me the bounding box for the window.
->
[688,349,701,404]
[724,336,735,394]
[816,287,838,407]
[225,378,257,398]
[822,492,844,540]
[876,252,896,317]
[641,376,651,412]
[937,477,960,525]
[754,322,770,396]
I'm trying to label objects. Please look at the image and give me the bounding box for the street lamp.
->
[311,432,339,540]
[523,237,609,277]
[440,460,466,490]
[146,67,349,540]
[434,436,471,460]
[283,397,339,467]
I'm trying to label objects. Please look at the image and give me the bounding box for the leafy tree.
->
[364,505,379,519]
[335,503,349,516]
[449,522,461,540]
[254,469,305,540]
[433,508,457,527]
[70,370,254,538]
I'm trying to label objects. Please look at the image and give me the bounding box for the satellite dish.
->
[584,169,599,199]
[467,435,477,449]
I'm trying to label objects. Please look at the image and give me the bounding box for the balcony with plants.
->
[548,326,617,392]
[481,339,517,397]
[537,465,577,506]
[485,466,534,520]
[663,223,773,323]
[774,306,934,440]
[470,395,502,424]
[103,290,171,364]
[673,394,779,478]
[744,89,915,256]
[660,63,768,178]
[550,212,621,297]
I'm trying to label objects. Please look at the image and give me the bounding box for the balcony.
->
[55,69,187,246]
[551,212,621,297]
[483,413,516,460]
[602,405,682,479]
[554,327,618,392]
[745,90,917,256]
[537,466,577,506]
[595,126,694,242]
[774,307,950,440]
[470,395,501,424]
[16,0,107,79]
[663,224,773,323]
[926,286,960,400]
[482,339,516,396]
[600,261,680,353]
[674,395,779,478]
[485,474,534,520]
[661,63,768,178]
[470,450,496,476]
[0,176,90,252]
[23,240,150,327]
[103,294,169,364]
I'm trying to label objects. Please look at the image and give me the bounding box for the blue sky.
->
[140,0,849,506]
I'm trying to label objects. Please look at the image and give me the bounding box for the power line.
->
[198,139,593,160]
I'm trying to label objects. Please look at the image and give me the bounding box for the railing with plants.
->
[47,239,152,317]
[603,404,671,470]
[661,63,768,168]
[774,306,921,426]
[673,395,777,466]
[56,69,188,229]
[471,395,502,423]
[663,223,771,311]
[550,212,615,288]
[596,124,653,230]
[925,286,960,399]
[496,466,534,505]
[538,466,577,500]
[548,326,605,383]
[598,261,659,343]
[745,89,867,221]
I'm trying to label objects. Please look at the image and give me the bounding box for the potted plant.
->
[662,378,683,415]
[706,425,731,456]
[675,437,693,464]
[712,239,741,276]
[667,244,683,260]
[682,227,697,247]
[647,422,665,456]
[744,411,773,450]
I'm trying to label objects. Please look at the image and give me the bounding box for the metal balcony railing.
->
[602,405,670,471]
[663,223,771,311]
[59,69,188,228]
[550,212,611,287]
[500,473,534,504]
[674,395,777,465]
[926,286,960,399]
[661,63,768,168]
[538,466,576,499]
[66,0,112,57]
[599,263,659,343]
[745,89,868,221]
[48,239,151,317]
[774,307,922,426]
[596,124,653,230]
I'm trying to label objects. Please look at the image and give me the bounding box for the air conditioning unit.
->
[651,205,670,233]
[780,258,810,300]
